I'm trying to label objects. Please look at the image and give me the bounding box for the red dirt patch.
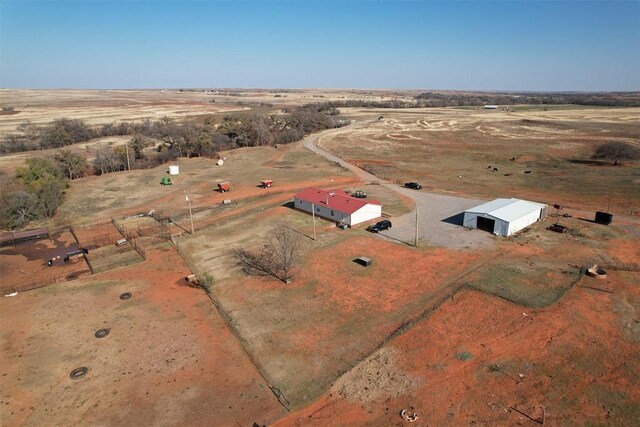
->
[0,229,91,293]
[0,244,284,426]
[607,240,640,264]
[305,237,479,313]
[277,270,640,425]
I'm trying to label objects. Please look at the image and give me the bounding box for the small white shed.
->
[463,198,547,236]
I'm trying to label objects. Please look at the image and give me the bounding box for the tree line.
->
[0,105,347,229]
[413,91,640,107]
[298,92,640,110]
[1,104,348,155]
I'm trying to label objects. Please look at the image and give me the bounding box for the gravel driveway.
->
[304,125,495,249]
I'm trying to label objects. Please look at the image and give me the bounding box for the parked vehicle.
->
[368,220,392,232]
[404,182,422,190]
[352,190,367,199]
[217,182,231,192]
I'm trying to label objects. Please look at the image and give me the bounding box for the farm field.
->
[321,106,640,214]
[1,92,639,426]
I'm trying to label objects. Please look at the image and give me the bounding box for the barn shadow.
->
[441,212,465,226]
[282,201,296,210]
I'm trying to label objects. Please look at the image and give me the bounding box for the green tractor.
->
[160,176,172,186]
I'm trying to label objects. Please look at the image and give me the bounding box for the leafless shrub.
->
[233,221,302,283]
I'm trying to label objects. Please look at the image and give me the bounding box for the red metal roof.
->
[294,188,380,215]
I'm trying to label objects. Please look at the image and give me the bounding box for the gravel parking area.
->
[379,188,494,249]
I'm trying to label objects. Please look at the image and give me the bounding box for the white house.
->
[463,198,547,236]
[294,188,382,226]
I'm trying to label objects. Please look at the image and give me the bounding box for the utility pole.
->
[312,203,317,241]
[185,192,194,235]
[415,207,419,247]
[125,143,131,171]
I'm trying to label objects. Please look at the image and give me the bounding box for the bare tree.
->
[233,221,302,283]
[94,144,125,174]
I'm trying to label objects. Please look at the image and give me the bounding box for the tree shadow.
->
[567,159,609,166]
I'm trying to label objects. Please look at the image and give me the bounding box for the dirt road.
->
[304,124,494,249]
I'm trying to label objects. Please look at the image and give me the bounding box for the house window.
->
[330,210,334,216]
[316,206,320,212]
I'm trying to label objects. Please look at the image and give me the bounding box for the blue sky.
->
[1,0,639,91]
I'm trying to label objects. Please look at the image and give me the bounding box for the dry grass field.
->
[55,141,365,224]
[1,91,639,426]
[321,106,640,214]
[0,88,410,136]
[0,89,249,135]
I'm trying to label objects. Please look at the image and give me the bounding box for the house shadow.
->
[282,201,295,210]
[441,212,465,226]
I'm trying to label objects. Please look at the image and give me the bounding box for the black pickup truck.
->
[404,182,422,190]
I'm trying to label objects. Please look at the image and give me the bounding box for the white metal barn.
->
[463,198,547,236]
[294,188,382,226]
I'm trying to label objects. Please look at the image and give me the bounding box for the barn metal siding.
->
[464,198,546,237]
